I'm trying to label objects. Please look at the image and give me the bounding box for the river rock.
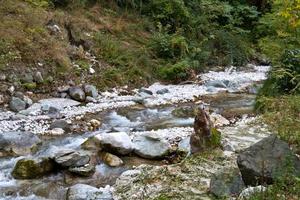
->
[81,136,102,151]
[12,157,56,179]
[84,85,98,98]
[50,120,71,132]
[100,152,124,167]
[210,166,245,198]
[237,135,300,186]
[0,131,41,157]
[67,184,113,200]
[96,132,133,155]
[21,73,34,83]
[33,71,44,83]
[85,96,96,103]
[32,182,67,200]
[21,98,80,115]
[133,133,171,159]
[9,97,26,112]
[156,88,169,95]
[68,163,96,177]
[54,150,90,167]
[69,87,86,102]
[138,88,153,95]
[178,137,191,154]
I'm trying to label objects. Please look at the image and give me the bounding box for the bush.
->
[145,0,190,32]
[159,60,191,83]
[256,95,300,152]
[259,49,300,96]
[149,31,188,59]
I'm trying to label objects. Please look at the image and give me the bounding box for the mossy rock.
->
[12,158,56,179]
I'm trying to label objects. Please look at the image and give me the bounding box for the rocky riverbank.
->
[2,65,297,200]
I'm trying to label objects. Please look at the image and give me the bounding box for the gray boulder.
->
[54,150,90,167]
[156,88,169,95]
[0,131,41,157]
[210,167,245,198]
[67,184,113,200]
[50,120,71,132]
[96,132,133,155]
[21,73,33,83]
[138,88,153,95]
[85,96,96,103]
[237,135,300,186]
[178,137,191,154]
[84,85,98,98]
[133,133,171,159]
[69,87,86,102]
[9,97,26,112]
[12,157,56,179]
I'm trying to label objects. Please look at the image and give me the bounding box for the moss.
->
[23,82,37,90]
[12,158,55,179]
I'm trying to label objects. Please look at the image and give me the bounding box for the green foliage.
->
[149,30,188,59]
[145,0,190,32]
[159,60,191,83]
[209,128,222,148]
[23,82,37,90]
[25,0,50,7]
[256,95,300,152]
[0,40,20,70]
[259,49,300,96]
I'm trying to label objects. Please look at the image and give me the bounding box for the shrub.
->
[259,49,300,96]
[159,60,191,83]
[149,31,188,59]
[145,0,190,32]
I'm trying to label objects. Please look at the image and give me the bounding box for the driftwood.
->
[190,107,212,154]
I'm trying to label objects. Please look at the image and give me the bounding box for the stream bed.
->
[0,65,271,200]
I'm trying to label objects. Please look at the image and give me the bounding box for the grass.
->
[256,95,300,153]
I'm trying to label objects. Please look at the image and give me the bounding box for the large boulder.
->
[69,87,85,102]
[84,85,98,98]
[54,149,90,167]
[210,166,245,198]
[95,132,133,155]
[237,135,300,186]
[0,131,41,157]
[133,133,171,159]
[12,157,56,179]
[9,97,26,112]
[67,184,113,200]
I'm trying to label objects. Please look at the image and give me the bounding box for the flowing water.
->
[0,65,270,200]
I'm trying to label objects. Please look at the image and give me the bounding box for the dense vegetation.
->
[254,1,300,199]
[0,0,269,89]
